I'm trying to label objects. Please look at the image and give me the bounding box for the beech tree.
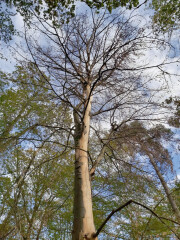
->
[12,9,178,239]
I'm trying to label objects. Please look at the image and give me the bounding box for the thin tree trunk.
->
[72,85,97,240]
[148,153,180,222]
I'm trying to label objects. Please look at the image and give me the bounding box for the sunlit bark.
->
[73,85,97,240]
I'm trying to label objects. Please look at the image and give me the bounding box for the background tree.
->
[0,64,72,151]
[0,145,74,239]
[109,121,180,218]
[0,65,73,239]
[91,121,180,239]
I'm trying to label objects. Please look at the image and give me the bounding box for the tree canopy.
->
[0,0,180,42]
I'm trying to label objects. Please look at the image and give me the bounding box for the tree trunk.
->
[72,85,97,240]
[148,153,180,222]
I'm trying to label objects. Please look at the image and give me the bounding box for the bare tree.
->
[18,10,177,239]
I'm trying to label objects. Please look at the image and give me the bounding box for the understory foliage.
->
[0,70,180,239]
[0,7,180,240]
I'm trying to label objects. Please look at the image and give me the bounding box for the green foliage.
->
[3,0,140,14]
[0,0,180,42]
[167,97,180,127]
[0,64,72,152]
[151,0,180,33]
[93,121,180,238]
[88,121,179,239]
[1,0,179,42]
[0,65,73,239]
[92,157,178,239]
[0,6,15,42]
[0,145,74,239]
[0,0,141,41]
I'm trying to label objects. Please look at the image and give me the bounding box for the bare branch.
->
[93,200,180,238]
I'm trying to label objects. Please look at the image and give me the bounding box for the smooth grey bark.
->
[72,85,97,240]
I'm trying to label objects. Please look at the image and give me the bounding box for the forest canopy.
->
[0,0,180,41]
